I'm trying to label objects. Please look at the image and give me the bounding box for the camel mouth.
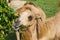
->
[12,23,31,31]
[12,22,20,31]
[19,24,31,31]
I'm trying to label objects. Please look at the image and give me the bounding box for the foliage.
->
[0,0,18,40]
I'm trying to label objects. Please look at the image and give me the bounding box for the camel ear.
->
[24,2,35,6]
[39,16,42,21]
[37,14,46,23]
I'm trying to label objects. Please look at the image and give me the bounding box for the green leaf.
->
[14,13,18,17]
[0,5,3,12]
[0,18,1,20]
[0,25,2,29]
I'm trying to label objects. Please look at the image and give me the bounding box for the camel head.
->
[12,2,46,31]
[13,8,36,30]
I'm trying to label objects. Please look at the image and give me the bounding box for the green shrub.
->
[0,0,18,40]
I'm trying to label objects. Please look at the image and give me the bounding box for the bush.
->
[0,0,18,40]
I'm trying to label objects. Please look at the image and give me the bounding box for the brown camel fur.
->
[7,0,26,11]
[47,11,60,40]
[13,2,60,40]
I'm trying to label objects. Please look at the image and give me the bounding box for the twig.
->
[15,30,20,40]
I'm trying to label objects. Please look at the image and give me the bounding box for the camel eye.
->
[28,16,33,21]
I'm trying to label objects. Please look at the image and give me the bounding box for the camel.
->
[12,2,60,40]
[47,11,60,40]
[7,0,26,11]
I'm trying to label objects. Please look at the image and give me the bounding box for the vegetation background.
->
[0,0,59,40]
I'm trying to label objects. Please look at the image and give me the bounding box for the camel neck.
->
[21,22,37,40]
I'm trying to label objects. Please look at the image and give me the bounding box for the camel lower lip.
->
[12,23,20,30]
[19,25,31,28]
[12,26,20,31]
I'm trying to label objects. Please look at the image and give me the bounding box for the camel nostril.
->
[12,19,21,30]
[19,21,21,22]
